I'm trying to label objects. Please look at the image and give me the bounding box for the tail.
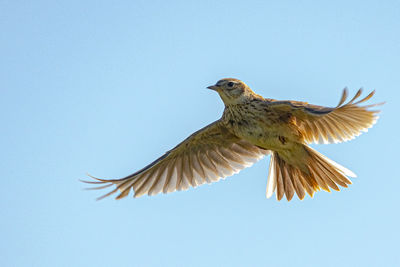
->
[266,146,356,201]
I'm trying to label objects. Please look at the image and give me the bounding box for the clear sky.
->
[1,1,399,266]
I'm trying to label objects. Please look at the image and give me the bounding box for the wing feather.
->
[83,121,269,199]
[268,89,382,144]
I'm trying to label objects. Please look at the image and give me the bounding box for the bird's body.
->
[222,97,302,151]
[83,78,382,201]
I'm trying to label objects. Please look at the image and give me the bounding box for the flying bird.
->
[83,78,382,201]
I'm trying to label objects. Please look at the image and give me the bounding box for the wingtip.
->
[95,188,119,201]
[86,172,102,180]
[349,172,357,178]
[337,88,349,107]
[95,196,105,201]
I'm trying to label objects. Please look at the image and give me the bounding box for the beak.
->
[207,85,219,91]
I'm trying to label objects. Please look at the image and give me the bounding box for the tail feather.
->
[291,168,305,200]
[266,146,356,201]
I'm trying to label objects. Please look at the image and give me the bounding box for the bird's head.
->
[207,78,255,105]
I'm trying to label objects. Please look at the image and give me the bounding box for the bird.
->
[82,78,382,201]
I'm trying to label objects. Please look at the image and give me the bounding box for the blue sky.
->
[1,1,399,266]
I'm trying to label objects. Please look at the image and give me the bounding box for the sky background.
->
[1,1,399,266]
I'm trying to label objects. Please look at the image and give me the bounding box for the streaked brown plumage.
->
[82,78,382,201]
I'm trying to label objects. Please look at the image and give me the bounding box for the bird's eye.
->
[227,82,234,87]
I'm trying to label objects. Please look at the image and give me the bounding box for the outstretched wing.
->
[267,88,382,144]
[82,120,269,200]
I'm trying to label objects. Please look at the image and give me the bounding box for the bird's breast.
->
[222,104,302,151]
